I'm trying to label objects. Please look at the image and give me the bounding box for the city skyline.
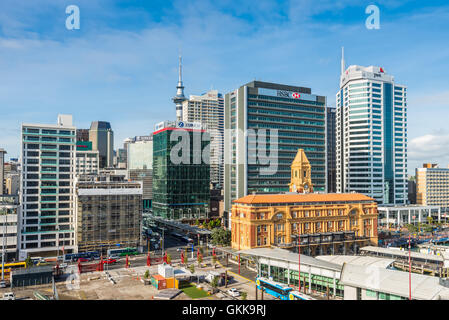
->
[1,0,449,175]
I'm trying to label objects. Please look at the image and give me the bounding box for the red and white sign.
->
[292,92,301,99]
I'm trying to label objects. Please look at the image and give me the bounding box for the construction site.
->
[75,175,143,254]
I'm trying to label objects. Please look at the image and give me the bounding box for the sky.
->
[0,0,449,175]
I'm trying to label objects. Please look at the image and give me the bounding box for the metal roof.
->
[316,255,395,269]
[237,247,341,271]
[360,246,444,262]
[339,263,449,300]
[12,265,54,276]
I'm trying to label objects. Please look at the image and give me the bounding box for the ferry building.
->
[231,149,378,256]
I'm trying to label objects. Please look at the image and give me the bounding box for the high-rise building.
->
[224,81,327,214]
[74,174,142,254]
[0,195,19,261]
[416,163,449,207]
[336,49,407,204]
[76,129,90,142]
[326,107,337,193]
[20,115,76,256]
[182,90,224,186]
[89,121,114,169]
[127,135,153,211]
[75,141,99,176]
[172,56,187,121]
[152,121,210,222]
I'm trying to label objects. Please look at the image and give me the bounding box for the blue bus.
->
[256,277,293,300]
[64,251,99,262]
[288,290,315,300]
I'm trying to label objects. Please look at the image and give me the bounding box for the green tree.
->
[25,256,33,268]
[183,250,189,265]
[166,253,172,264]
[195,219,200,226]
[211,276,219,289]
[144,270,150,279]
[211,228,231,246]
[241,291,247,300]
[427,216,434,225]
[208,220,215,230]
[212,255,218,267]
[197,253,203,266]
[189,264,195,274]
[405,224,417,233]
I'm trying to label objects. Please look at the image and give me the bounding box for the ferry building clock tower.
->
[289,148,314,193]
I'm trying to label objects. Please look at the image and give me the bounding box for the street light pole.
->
[1,213,6,282]
[408,233,412,300]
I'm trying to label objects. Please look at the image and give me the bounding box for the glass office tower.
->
[152,121,210,222]
[336,63,407,204]
[224,81,327,213]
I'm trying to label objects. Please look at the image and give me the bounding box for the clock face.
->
[304,183,308,189]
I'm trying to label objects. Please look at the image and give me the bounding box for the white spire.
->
[341,47,345,75]
[173,54,187,121]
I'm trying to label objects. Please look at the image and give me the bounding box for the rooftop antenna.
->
[341,47,345,75]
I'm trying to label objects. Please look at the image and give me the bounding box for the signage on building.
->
[176,121,202,130]
[76,141,92,151]
[258,88,317,102]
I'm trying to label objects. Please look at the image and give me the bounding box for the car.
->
[78,258,89,262]
[103,259,117,265]
[176,248,183,252]
[0,280,6,288]
[59,263,68,269]
[227,288,240,297]
[2,292,15,300]
[108,255,119,260]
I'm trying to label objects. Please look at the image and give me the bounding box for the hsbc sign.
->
[277,90,301,99]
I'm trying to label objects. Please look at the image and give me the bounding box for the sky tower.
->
[173,55,187,121]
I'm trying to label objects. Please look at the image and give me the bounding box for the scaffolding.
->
[75,179,142,254]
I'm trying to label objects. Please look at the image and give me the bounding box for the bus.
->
[1,262,27,275]
[107,247,138,257]
[256,277,293,300]
[288,290,316,300]
[64,251,100,263]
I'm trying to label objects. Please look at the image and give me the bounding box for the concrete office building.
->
[76,129,89,142]
[182,90,224,186]
[75,141,99,176]
[74,174,142,254]
[336,49,408,204]
[152,120,210,222]
[0,195,19,261]
[127,136,153,211]
[416,163,449,207]
[89,121,114,169]
[20,115,76,257]
[224,81,327,216]
[377,204,441,228]
[5,173,19,195]
[127,136,153,170]
[326,107,337,193]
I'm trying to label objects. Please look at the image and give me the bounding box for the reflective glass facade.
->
[152,127,210,221]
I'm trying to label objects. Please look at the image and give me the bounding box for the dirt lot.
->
[0,262,268,300]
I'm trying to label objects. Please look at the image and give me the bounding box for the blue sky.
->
[1,0,449,175]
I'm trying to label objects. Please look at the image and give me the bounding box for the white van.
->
[3,292,16,300]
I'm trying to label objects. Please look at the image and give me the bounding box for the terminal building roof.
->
[316,255,395,269]
[233,193,375,205]
[237,247,341,271]
[340,263,449,300]
[361,246,444,262]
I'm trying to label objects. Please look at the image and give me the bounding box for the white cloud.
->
[409,133,449,172]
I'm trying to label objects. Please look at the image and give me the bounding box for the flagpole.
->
[408,233,411,300]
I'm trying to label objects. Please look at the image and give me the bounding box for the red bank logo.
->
[292,92,301,99]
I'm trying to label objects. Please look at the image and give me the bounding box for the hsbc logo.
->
[277,90,301,99]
